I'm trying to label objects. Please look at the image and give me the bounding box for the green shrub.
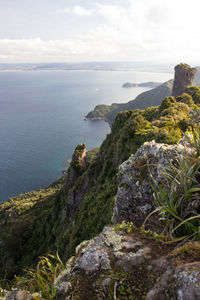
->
[159,96,176,111]
[176,93,194,106]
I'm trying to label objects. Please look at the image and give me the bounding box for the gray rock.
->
[172,63,197,97]
[175,262,200,300]
[6,290,33,300]
[113,140,193,225]
[145,262,200,300]
[74,244,111,274]
[115,247,151,272]
[54,226,200,300]
[147,256,170,273]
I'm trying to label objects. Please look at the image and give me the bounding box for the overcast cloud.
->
[0,0,200,64]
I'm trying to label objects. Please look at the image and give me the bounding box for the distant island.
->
[122,81,161,88]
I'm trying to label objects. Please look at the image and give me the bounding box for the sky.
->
[0,0,200,64]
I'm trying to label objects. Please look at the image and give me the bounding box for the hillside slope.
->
[86,79,173,123]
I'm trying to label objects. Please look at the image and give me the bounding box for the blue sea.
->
[0,70,172,203]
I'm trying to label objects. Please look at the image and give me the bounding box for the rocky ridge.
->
[52,139,200,300]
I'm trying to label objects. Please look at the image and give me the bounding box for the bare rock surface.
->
[172,63,197,97]
[6,290,33,300]
[54,225,200,299]
[113,140,193,225]
[146,262,200,300]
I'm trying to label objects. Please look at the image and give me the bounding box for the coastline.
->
[84,116,112,128]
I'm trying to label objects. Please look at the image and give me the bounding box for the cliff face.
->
[172,63,197,97]
[52,138,200,300]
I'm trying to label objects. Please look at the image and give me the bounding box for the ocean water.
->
[0,70,172,203]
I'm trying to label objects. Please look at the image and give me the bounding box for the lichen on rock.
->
[113,140,194,226]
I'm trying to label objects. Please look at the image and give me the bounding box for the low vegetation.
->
[15,253,64,299]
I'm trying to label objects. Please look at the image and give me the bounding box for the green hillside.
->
[86,79,173,123]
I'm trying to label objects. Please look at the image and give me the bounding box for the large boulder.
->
[113,140,194,226]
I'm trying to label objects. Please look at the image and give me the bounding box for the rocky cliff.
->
[113,139,194,225]
[53,137,200,300]
[172,63,197,97]
[3,136,200,300]
[1,64,200,299]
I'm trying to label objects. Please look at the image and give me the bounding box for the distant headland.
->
[122,81,161,88]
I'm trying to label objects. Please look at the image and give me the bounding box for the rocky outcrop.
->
[54,226,200,300]
[66,143,88,189]
[60,143,92,227]
[53,138,199,299]
[146,262,200,300]
[113,140,194,226]
[172,63,197,97]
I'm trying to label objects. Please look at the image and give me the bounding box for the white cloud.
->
[1,0,200,63]
[0,38,117,62]
[72,6,95,16]
[56,5,95,17]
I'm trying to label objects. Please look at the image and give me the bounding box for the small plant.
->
[15,252,64,299]
[140,225,170,242]
[114,221,134,233]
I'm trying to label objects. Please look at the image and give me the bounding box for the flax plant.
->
[145,115,200,239]
[15,252,64,299]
